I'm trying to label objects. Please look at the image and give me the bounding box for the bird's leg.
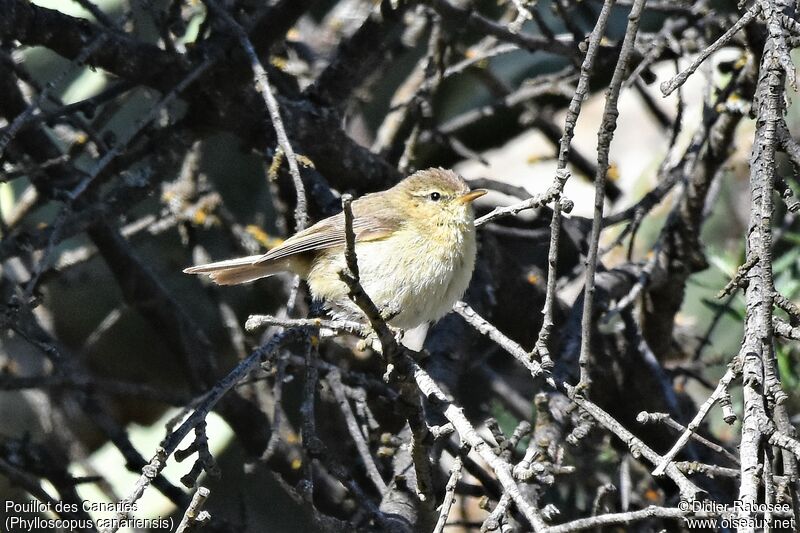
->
[356,329,379,352]
[354,303,402,352]
[354,325,404,352]
[379,302,401,323]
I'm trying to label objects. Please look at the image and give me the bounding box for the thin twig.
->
[565,384,704,501]
[203,0,308,231]
[660,5,759,96]
[578,0,647,392]
[245,314,366,336]
[100,330,300,533]
[414,364,549,531]
[637,412,739,465]
[175,487,210,533]
[432,456,462,533]
[542,506,700,533]
[651,358,741,476]
[717,256,759,298]
[453,300,549,380]
[327,369,388,495]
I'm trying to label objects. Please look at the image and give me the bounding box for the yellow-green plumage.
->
[184,168,484,330]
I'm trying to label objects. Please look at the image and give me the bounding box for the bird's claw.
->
[379,302,401,323]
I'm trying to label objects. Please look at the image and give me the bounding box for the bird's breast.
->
[307,222,477,329]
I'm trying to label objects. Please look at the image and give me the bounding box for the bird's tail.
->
[183,255,288,285]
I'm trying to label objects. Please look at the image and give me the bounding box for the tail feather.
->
[184,255,287,285]
[183,255,264,273]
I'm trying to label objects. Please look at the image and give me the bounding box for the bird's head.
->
[393,168,486,229]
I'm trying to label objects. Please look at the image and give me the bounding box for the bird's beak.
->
[458,189,488,204]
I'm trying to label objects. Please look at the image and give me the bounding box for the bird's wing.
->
[254,203,399,265]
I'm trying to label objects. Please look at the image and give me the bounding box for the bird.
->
[184,168,486,330]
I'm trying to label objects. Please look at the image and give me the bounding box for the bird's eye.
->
[429,192,441,201]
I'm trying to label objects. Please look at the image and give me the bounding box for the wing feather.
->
[253,199,399,265]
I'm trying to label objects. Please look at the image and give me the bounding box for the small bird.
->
[184,168,486,330]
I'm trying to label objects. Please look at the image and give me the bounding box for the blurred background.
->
[1,0,797,531]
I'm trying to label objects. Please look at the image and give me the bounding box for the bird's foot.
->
[379,302,401,323]
[356,330,378,352]
[354,324,404,353]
